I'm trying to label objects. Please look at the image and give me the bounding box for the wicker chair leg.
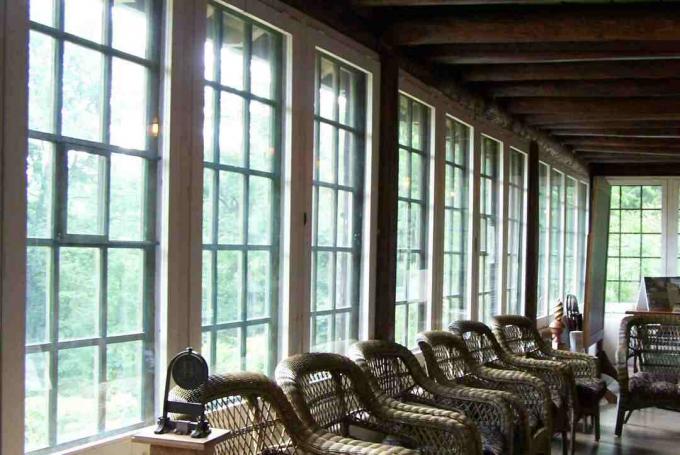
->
[614,401,625,436]
[594,409,600,442]
[570,412,577,455]
[561,430,568,455]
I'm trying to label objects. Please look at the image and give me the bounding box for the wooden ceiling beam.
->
[356,0,680,5]
[387,7,680,45]
[565,137,680,148]
[461,60,680,82]
[505,97,680,115]
[544,120,680,130]
[486,79,680,98]
[416,42,680,65]
[552,128,680,138]
[525,113,680,125]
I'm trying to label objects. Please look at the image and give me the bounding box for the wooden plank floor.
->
[552,403,680,454]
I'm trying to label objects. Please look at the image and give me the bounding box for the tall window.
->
[26,0,158,451]
[479,137,501,322]
[506,148,527,315]
[548,169,565,306]
[606,186,663,304]
[577,182,589,301]
[202,5,283,374]
[311,54,366,352]
[537,163,549,317]
[395,94,430,347]
[564,177,579,296]
[442,118,470,325]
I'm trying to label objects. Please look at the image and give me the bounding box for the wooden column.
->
[524,140,540,320]
[373,52,400,340]
[1,1,28,454]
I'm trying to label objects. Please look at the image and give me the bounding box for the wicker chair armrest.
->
[475,366,553,431]
[417,378,514,438]
[372,396,483,455]
[500,352,575,405]
[301,429,420,455]
[543,349,599,378]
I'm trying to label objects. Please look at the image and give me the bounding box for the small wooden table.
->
[132,426,229,455]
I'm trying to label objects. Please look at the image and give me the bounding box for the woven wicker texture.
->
[418,330,554,455]
[349,339,534,455]
[615,314,680,436]
[170,372,418,454]
[276,352,483,454]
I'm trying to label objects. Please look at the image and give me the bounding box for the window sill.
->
[55,427,145,455]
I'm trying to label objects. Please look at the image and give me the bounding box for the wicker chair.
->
[418,330,553,455]
[276,352,483,454]
[170,372,418,455]
[450,320,574,455]
[349,339,532,455]
[615,314,680,436]
[493,315,607,447]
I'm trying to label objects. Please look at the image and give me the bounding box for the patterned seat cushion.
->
[629,371,680,400]
[575,378,607,408]
[480,425,506,455]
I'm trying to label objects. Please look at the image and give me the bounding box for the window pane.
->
[203,169,215,244]
[247,251,270,319]
[64,0,104,43]
[251,25,276,100]
[506,149,526,315]
[57,346,98,443]
[221,13,245,90]
[105,341,143,430]
[29,31,55,133]
[62,43,104,141]
[25,351,50,451]
[549,170,564,304]
[217,251,242,323]
[219,92,244,166]
[218,171,244,244]
[30,0,55,26]
[27,247,51,345]
[248,176,273,245]
[112,0,149,58]
[249,101,275,172]
[110,154,145,241]
[216,328,240,372]
[107,248,144,336]
[59,248,100,340]
[246,324,269,372]
[66,150,106,236]
[110,59,148,150]
[27,139,54,238]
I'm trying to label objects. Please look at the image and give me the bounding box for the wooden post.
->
[373,51,399,340]
[524,140,540,320]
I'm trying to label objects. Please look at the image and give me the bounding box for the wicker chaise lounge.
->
[171,372,418,454]
[493,315,606,448]
[349,339,532,455]
[276,352,483,454]
[418,330,553,455]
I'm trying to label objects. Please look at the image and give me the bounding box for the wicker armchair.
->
[493,315,607,446]
[276,352,483,454]
[170,372,417,455]
[418,330,553,455]
[615,314,680,436]
[349,339,531,455]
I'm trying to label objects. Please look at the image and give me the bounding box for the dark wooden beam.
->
[524,141,539,321]
[506,97,680,115]
[418,43,680,65]
[462,60,680,82]
[525,113,680,125]
[565,137,680,148]
[575,148,680,156]
[357,0,680,5]
[553,128,680,138]
[591,162,680,175]
[374,52,399,341]
[545,120,680,130]
[582,155,680,163]
[487,79,680,98]
[388,8,680,45]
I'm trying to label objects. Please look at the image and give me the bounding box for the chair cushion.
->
[629,371,680,400]
[576,378,607,407]
[480,425,506,455]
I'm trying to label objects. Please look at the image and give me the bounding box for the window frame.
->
[505,147,528,315]
[24,0,162,452]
